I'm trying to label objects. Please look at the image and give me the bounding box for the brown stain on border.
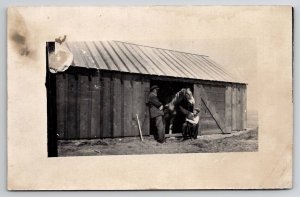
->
[8,9,33,58]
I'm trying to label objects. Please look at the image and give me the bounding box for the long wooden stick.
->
[136,114,144,142]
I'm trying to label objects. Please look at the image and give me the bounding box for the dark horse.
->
[164,88,195,134]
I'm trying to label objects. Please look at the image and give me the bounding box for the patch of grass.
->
[57,129,258,156]
[191,128,258,152]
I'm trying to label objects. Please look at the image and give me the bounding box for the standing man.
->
[148,85,166,143]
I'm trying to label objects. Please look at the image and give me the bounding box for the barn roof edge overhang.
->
[48,40,246,84]
[61,65,247,86]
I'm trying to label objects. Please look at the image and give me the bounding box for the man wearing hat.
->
[182,107,201,139]
[148,85,165,143]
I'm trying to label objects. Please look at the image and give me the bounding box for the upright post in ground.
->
[136,114,144,142]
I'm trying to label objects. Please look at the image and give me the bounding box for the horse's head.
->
[184,88,195,106]
[167,88,195,112]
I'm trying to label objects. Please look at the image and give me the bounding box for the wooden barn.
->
[46,41,247,141]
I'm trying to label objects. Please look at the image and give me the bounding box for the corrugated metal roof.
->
[64,41,243,83]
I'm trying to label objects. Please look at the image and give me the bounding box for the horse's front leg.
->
[168,111,176,135]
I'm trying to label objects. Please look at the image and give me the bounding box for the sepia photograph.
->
[7,6,292,190]
[46,39,258,157]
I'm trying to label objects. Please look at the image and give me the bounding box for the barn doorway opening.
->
[149,79,194,135]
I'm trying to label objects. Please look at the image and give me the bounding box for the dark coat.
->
[178,105,193,119]
[148,92,164,118]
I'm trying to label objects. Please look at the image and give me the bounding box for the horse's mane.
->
[167,88,188,111]
[171,89,186,106]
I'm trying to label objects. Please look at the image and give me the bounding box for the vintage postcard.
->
[7,6,293,190]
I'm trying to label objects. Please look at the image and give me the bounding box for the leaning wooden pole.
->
[136,114,144,142]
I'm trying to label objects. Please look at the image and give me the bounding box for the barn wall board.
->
[225,86,232,133]
[242,86,247,129]
[231,84,237,131]
[90,71,101,138]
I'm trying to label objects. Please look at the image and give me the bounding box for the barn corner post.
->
[46,42,58,157]
[242,84,247,130]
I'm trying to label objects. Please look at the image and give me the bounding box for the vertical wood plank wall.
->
[193,83,247,135]
[225,86,232,133]
[66,74,78,139]
[112,73,122,137]
[90,71,101,138]
[79,74,90,138]
[102,72,111,137]
[236,85,242,130]
[141,81,150,134]
[56,74,66,139]
[228,84,247,132]
[55,68,246,139]
[231,84,237,131]
[56,69,150,140]
[123,75,133,136]
[194,84,225,135]
[242,86,247,129]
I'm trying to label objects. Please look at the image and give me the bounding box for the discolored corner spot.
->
[8,9,33,57]
[10,32,26,45]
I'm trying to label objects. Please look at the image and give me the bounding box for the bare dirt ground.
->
[57,127,258,157]
[58,111,258,156]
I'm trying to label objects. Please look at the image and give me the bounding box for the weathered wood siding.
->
[242,85,247,129]
[55,69,150,140]
[193,84,225,135]
[203,85,226,119]
[230,84,247,131]
[194,83,246,135]
[227,84,247,131]
[225,86,232,133]
[55,66,246,139]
